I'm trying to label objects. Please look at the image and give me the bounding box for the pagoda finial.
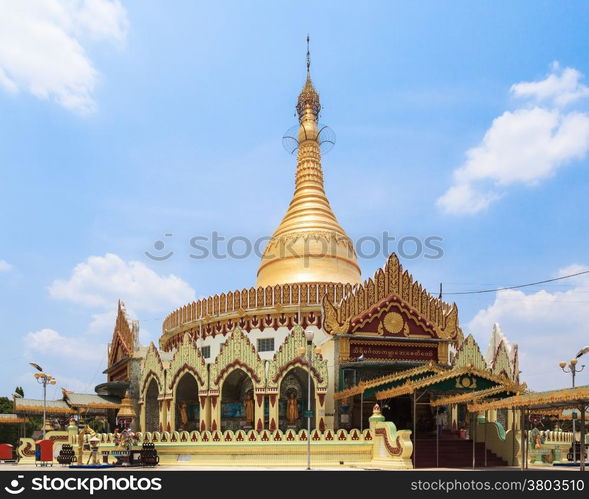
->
[256,36,361,287]
[296,35,320,121]
[306,34,311,77]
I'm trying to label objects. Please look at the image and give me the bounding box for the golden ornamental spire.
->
[256,38,362,287]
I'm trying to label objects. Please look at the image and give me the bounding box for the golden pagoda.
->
[256,41,362,287]
[10,39,523,471]
[116,390,136,427]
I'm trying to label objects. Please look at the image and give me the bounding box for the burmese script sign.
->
[349,341,437,362]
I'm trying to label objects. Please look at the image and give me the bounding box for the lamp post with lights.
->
[559,358,585,463]
[30,363,56,439]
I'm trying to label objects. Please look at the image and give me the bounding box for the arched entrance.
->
[145,378,160,432]
[174,372,200,431]
[279,367,315,431]
[221,369,254,432]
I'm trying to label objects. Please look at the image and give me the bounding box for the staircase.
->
[414,437,508,468]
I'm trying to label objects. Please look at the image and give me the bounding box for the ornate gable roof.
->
[323,253,461,341]
[108,300,137,367]
[491,340,514,379]
[267,325,328,390]
[453,334,487,370]
[209,326,266,389]
[140,342,166,395]
[167,333,208,390]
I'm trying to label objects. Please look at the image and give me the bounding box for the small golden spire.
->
[296,35,320,121]
[256,38,361,287]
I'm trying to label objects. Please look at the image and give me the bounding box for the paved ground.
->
[0,463,585,471]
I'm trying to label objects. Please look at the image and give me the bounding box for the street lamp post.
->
[304,329,314,471]
[559,358,585,463]
[31,363,56,439]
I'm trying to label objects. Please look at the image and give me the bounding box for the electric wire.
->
[442,269,589,296]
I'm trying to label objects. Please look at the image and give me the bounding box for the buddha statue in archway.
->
[287,391,299,425]
[244,391,254,425]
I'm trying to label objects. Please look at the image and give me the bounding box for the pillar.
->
[209,392,221,432]
[580,405,586,472]
[507,407,514,432]
[316,391,326,432]
[157,400,164,432]
[198,392,210,432]
[139,402,146,433]
[169,397,177,432]
[451,404,458,430]
[254,390,265,431]
[268,393,279,431]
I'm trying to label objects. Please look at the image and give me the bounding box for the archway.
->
[145,378,160,432]
[174,372,200,431]
[221,369,254,432]
[279,367,315,431]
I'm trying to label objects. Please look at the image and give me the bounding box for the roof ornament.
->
[306,34,311,77]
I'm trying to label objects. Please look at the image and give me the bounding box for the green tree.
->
[15,387,24,397]
[0,396,19,446]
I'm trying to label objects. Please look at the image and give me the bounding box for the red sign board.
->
[349,341,437,362]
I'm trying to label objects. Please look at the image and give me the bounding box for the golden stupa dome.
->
[256,40,362,287]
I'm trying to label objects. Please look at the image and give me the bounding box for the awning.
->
[467,385,589,413]
[430,384,521,407]
[0,414,28,425]
[63,392,121,410]
[334,362,445,401]
[375,365,518,400]
[14,398,74,415]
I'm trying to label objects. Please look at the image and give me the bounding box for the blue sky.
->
[1,0,589,399]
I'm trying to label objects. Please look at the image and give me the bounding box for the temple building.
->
[13,46,528,467]
[128,52,523,444]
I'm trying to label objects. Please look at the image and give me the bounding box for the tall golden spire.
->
[256,37,362,287]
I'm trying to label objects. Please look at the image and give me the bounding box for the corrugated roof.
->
[334,362,445,400]
[64,393,121,408]
[375,365,514,400]
[0,413,27,424]
[14,398,73,414]
[467,385,589,412]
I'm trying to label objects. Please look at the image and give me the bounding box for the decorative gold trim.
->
[375,365,513,400]
[322,253,460,340]
[430,384,522,407]
[350,339,437,348]
[14,405,74,414]
[334,362,444,400]
[467,386,589,413]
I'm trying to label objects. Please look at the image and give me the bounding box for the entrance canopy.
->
[334,362,445,401]
[335,362,522,408]
[374,365,522,401]
[466,385,589,413]
[466,385,589,472]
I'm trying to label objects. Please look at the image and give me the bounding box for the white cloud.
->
[0,259,13,272]
[0,0,128,114]
[24,328,102,363]
[511,63,589,107]
[438,64,589,215]
[22,253,195,390]
[436,183,501,216]
[49,253,195,313]
[468,264,589,390]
